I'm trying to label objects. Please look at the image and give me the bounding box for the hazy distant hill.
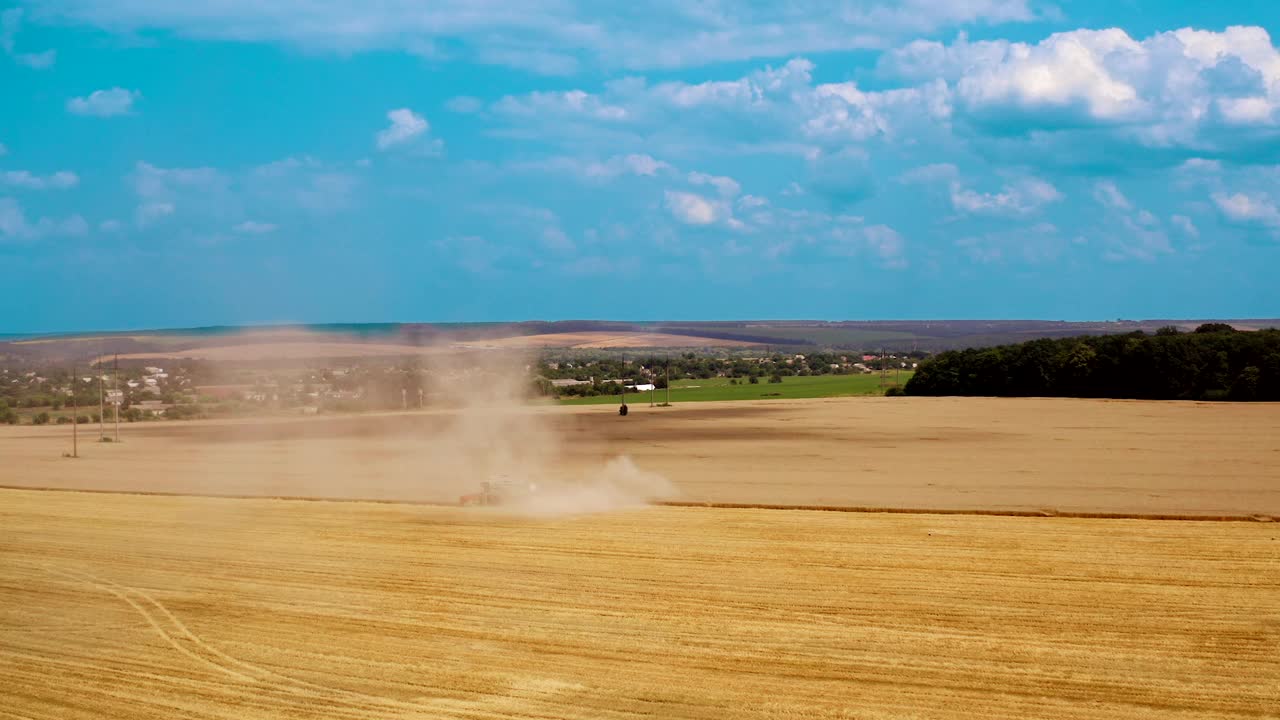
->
[2,319,1277,365]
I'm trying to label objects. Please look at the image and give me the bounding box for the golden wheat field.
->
[2,396,1279,718]
[2,489,1277,720]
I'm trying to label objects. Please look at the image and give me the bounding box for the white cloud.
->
[0,197,88,240]
[1171,214,1199,238]
[1,170,79,190]
[878,33,1014,82]
[1213,191,1280,229]
[376,108,441,152]
[540,226,574,251]
[135,201,174,226]
[28,1,1039,72]
[688,171,740,198]
[1092,180,1131,210]
[911,26,1280,155]
[1102,214,1174,261]
[862,225,908,269]
[517,153,671,181]
[98,219,122,233]
[664,190,724,225]
[2,8,56,69]
[67,87,140,117]
[584,153,670,179]
[493,89,628,120]
[737,194,768,210]
[826,221,908,268]
[803,79,952,142]
[233,220,277,234]
[950,176,1062,216]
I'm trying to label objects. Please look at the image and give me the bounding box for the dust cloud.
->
[177,339,677,517]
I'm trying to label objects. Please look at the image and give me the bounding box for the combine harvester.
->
[459,477,540,506]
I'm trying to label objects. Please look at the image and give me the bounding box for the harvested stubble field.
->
[1,489,1277,720]
[2,397,1278,516]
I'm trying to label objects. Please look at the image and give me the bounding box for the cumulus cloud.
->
[586,154,670,179]
[950,176,1062,216]
[135,201,174,226]
[540,226,574,251]
[1170,214,1199,238]
[493,89,628,120]
[67,87,140,116]
[2,8,56,69]
[0,197,88,240]
[903,26,1280,157]
[517,153,671,181]
[1213,191,1280,230]
[28,1,1039,72]
[376,108,441,153]
[1,170,79,190]
[664,190,725,225]
[1092,180,1131,210]
[804,78,952,142]
[1102,214,1174,262]
[133,162,228,214]
[878,32,1013,82]
[487,57,947,158]
[829,223,908,268]
[688,171,740,198]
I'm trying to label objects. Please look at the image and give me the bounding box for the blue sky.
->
[2,1,1279,332]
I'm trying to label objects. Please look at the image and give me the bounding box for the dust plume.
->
[168,335,677,517]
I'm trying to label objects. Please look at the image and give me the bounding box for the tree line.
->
[905,324,1280,401]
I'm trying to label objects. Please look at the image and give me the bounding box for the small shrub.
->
[884,386,906,397]
[56,415,72,424]
[32,412,51,425]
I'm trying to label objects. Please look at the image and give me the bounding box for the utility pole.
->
[71,364,78,458]
[665,353,671,406]
[98,357,106,441]
[113,354,120,442]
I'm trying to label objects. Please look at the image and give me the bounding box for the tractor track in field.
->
[34,565,438,717]
[19,562,604,720]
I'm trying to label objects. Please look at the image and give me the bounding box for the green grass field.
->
[557,372,912,405]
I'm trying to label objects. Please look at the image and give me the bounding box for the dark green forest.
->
[905,324,1280,401]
